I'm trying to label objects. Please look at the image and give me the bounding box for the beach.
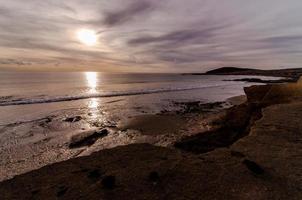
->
[0,72,279,181]
[0,76,302,199]
[0,70,302,199]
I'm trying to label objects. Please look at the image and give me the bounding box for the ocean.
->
[0,72,281,123]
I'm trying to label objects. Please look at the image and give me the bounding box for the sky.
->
[0,0,302,73]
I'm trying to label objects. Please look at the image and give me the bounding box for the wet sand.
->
[0,97,233,181]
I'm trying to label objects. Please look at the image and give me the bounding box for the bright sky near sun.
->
[77,29,98,46]
[0,0,302,72]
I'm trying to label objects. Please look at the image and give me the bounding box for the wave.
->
[0,84,236,106]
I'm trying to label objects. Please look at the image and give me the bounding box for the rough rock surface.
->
[1,80,302,199]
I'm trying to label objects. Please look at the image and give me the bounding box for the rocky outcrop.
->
[174,103,253,153]
[64,116,83,123]
[175,79,302,154]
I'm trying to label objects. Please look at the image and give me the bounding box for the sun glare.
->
[77,29,97,46]
[85,72,97,93]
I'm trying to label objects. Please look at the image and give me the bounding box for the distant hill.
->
[205,67,254,74]
[203,67,302,81]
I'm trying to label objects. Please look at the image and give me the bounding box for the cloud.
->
[1,0,302,72]
[0,59,32,66]
[260,35,302,49]
[128,29,211,45]
[103,1,155,26]
[127,23,229,48]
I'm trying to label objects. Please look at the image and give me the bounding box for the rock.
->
[175,103,252,154]
[69,129,109,148]
[244,85,272,104]
[176,80,302,155]
[64,116,82,123]
[175,128,239,154]
[242,159,264,175]
[101,175,115,189]
[39,117,53,127]
[174,101,226,114]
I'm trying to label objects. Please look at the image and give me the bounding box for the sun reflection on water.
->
[85,72,100,119]
[89,98,99,109]
[85,72,97,93]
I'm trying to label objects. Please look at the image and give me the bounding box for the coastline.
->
[0,97,235,181]
[0,92,241,182]
[1,75,302,199]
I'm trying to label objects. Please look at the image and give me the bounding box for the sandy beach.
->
[1,72,266,182]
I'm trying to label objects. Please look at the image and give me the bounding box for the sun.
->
[77,29,97,46]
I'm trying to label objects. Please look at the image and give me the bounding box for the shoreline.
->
[0,74,302,199]
[0,94,241,182]
[1,78,302,199]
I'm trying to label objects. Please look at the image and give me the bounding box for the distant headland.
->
[185,67,302,81]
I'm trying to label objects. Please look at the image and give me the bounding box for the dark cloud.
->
[128,29,209,45]
[0,59,32,66]
[127,25,227,49]
[103,1,155,26]
[127,23,230,64]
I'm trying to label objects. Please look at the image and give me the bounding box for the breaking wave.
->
[0,84,236,106]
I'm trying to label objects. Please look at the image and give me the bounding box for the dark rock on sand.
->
[64,116,82,123]
[69,129,109,148]
[174,101,227,114]
[38,117,53,127]
[242,159,265,175]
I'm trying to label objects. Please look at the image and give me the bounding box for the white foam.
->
[0,84,237,106]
